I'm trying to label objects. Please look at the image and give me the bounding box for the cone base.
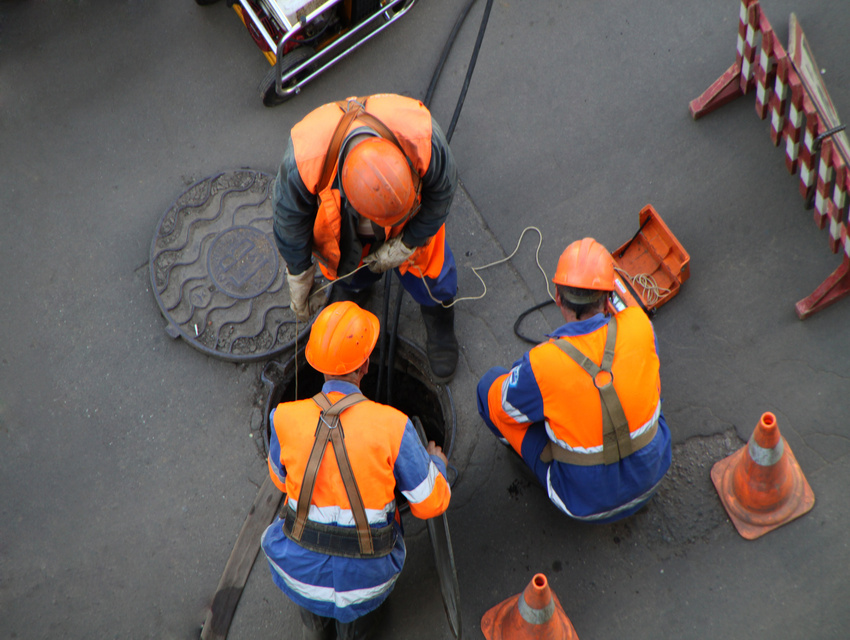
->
[711,439,815,540]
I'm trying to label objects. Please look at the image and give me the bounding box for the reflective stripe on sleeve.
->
[401,461,442,505]
[500,374,531,424]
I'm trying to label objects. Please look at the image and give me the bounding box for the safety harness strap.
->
[540,420,658,466]
[318,101,362,191]
[319,97,422,208]
[290,392,375,555]
[553,317,633,465]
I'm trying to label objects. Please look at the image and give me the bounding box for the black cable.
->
[291,17,332,45]
[375,271,393,404]
[423,0,478,109]
[613,213,653,261]
[513,299,554,345]
[385,276,406,406]
[446,0,494,143]
[380,0,494,406]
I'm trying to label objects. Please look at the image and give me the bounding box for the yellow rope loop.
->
[290,227,557,372]
[307,263,371,298]
[613,265,671,306]
[413,226,557,308]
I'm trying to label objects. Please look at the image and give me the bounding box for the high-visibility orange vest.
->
[291,94,434,280]
[270,391,450,523]
[529,308,661,454]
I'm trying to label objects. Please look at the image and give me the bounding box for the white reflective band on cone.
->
[518,592,555,625]
[748,437,784,466]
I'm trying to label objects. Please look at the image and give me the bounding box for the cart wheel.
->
[259,48,316,107]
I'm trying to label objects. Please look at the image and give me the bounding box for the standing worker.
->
[477,238,672,523]
[261,301,452,639]
[273,93,460,381]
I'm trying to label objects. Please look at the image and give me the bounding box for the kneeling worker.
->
[262,301,452,639]
[477,238,671,523]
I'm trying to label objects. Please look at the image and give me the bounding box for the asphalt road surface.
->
[2,1,848,638]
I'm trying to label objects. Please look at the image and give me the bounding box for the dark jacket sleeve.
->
[272,137,317,275]
[401,118,458,248]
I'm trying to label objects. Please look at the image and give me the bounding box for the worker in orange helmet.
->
[261,301,451,639]
[476,238,672,523]
[273,94,459,381]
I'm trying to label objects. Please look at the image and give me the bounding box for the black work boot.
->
[420,301,458,382]
[299,607,334,640]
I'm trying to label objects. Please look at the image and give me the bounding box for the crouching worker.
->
[477,238,671,523]
[262,301,452,639]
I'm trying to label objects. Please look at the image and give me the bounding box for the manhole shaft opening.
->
[261,338,456,509]
[263,338,454,455]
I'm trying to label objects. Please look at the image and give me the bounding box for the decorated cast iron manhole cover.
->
[150,170,330,361]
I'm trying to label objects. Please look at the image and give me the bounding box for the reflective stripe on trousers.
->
[546,473,664,522]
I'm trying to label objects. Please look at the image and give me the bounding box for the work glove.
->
[287,264,324,323]
[363,236,416,274]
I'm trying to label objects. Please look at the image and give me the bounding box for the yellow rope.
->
[613,265,671,306]
[413,226,557,308]
[291,238,671,380]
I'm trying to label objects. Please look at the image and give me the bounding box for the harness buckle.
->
[344,97,366,113]
[593,369,614,390]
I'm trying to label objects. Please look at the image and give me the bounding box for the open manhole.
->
[149,170,330,361]
[260,336,456,483]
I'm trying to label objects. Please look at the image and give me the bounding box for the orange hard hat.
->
[305,301,380,375]
[341,137,416,226]
[552,237,615,291]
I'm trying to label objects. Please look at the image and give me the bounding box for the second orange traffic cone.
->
[481,573,578,640]
[711,411,815,540]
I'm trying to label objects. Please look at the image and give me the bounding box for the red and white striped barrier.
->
[737,0,759,94]
[690,0,850,319]
[754,27,778,120]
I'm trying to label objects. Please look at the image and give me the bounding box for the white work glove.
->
[287,264,324,323]
[363,236,416,274]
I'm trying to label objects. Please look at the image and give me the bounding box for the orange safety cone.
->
[711,412,815,540]
[481,573,579,640]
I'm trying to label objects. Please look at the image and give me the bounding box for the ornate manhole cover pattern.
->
[150,170,330,361]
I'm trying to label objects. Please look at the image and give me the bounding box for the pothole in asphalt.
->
[610,428,745,549]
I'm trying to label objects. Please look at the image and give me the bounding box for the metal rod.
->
[814,124,846,150]
[273,0,418,96]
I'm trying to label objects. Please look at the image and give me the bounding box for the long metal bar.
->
[411,416,462,639]
[273,0,418,97]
